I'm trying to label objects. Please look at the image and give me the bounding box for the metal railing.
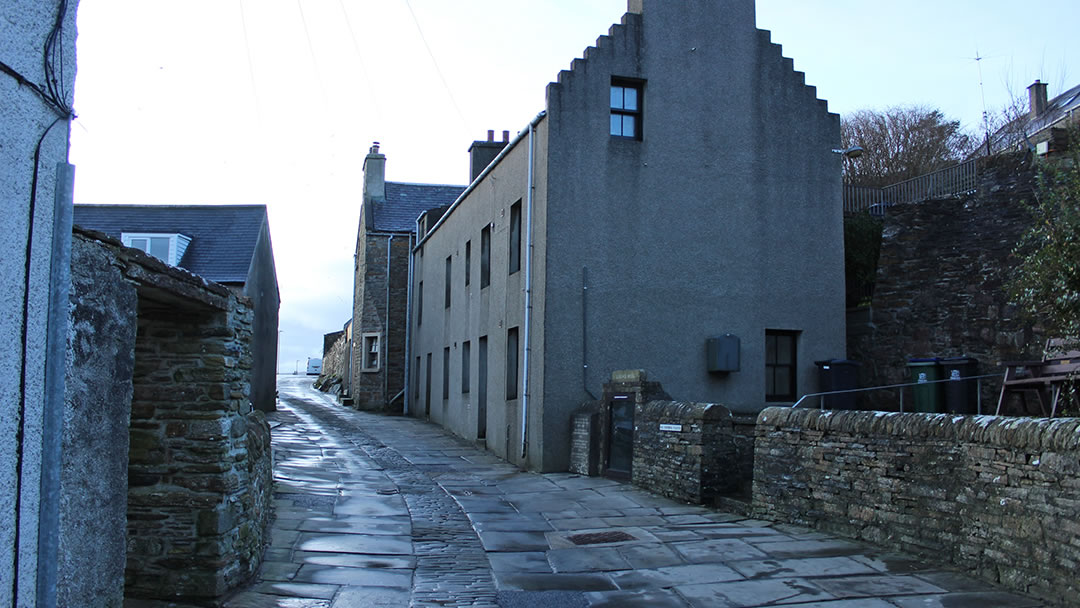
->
[791,372,1004,414]
[844,159,979,215]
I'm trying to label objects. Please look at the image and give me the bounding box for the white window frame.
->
[120,232,190,266]
[361,333,381,372]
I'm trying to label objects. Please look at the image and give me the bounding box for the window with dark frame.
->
[461,340,471,394]
[765,330,798,401]
[443,347,450,399]
[413,355,420,401]
[424,352,432,415]
[610,79,643,139]
[445,256,452,308]
[509,200,522,275]
[464,240,471,287]
[480,225,491,288]
[506,327,519,400]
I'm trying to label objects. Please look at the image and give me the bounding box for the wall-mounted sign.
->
[659,424,683,432]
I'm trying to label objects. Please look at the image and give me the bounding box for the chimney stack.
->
[468,130,510,183]
[1029,80,1048,120]
[628,0,643,14]
[363,141,386,203]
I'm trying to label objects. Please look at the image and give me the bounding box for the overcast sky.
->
[69,0,1080,372]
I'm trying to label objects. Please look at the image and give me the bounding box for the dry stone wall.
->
[753,406,1080,606]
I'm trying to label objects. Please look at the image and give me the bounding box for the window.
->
[121,232,191,266]
[445,256,452,308]
[361,333,380,372]
[509,201,522,275]
[443,347,450,400]
[417,281,424,326]
[461,341,471,394]
[765,330,798,401]
[480,225,491,288]
[610,79,643,139]
[506,327,519,400]
[464,240,471,287]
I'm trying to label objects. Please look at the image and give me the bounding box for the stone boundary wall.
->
[316,330,349,399]
[753,407,1080,606]
[69,229,273,603]
[633,401,739,504]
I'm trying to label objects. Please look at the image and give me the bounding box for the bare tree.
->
[841,106,976,187]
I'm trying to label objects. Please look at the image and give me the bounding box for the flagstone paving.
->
[217,376,1045,608]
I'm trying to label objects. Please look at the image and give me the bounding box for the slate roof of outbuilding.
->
[72,204,268,285]
[371,182,467,233]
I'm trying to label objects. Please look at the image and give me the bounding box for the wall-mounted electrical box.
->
[706,334,740,373]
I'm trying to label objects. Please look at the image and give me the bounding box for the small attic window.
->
[121,232,191,266]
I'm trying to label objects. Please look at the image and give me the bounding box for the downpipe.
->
[520,122,535,460]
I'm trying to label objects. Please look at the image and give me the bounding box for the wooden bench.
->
[996,339,1080,417]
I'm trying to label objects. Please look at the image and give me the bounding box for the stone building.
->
[350,144,465,411]
[72,204,280,412]
[408,0,846,471]
[1,0,79,604]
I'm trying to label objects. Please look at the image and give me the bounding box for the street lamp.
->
[832,145,864,159]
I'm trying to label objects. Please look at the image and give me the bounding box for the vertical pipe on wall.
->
[404,232,415,416]
[520,122,535,460]
[384,235,393,407]
[37,162,74,608]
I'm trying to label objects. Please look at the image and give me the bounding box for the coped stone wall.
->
[632,401,739,504]
[753,407,1080,606]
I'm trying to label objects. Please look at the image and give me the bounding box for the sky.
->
[68,0,1080,372]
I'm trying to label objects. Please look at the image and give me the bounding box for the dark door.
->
[605,393,633,479]
[477,336,488,439]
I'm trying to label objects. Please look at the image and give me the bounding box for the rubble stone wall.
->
[632,401,739,504]
[753,406,1080,606]
[849,154,1040,409]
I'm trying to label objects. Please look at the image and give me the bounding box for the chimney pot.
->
[363,142,386,203]
[487,129,495,142]
[502,130,510,142]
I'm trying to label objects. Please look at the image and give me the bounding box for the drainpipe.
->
[520,121,536,460]
[384,235,393,407]
[404,231,415,416]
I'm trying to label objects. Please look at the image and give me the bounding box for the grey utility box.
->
[706,335,740,373]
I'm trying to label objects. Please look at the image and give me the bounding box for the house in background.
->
[72,204,280,412]
[350,144,465,411]
[990,79,1080,156]
[408,0,847,472]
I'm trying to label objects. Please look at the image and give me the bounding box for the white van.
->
[306,358,322,375]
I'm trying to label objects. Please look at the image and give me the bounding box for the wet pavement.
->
[223,375,1045,608]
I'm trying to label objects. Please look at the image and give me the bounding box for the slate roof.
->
[990,82,1080,153]
[371,182,467,233]
[72,204,268,284]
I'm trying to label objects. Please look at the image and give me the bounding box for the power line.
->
[337,0,384,126]
[296,0,330,112]
[237,0,262,121]
[402,0,469,133]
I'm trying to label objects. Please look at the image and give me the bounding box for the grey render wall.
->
[0,0,79,605]
[59,235,138,608]
[542,0,846,458]
[410,133,546,468]
[244,217,280,412]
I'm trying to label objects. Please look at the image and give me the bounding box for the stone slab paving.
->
[210,376,1046,608]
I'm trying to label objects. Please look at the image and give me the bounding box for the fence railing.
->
[844,159,979,215]
[791,372,1003,414]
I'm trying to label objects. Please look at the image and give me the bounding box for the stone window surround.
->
[361,332,380,372]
